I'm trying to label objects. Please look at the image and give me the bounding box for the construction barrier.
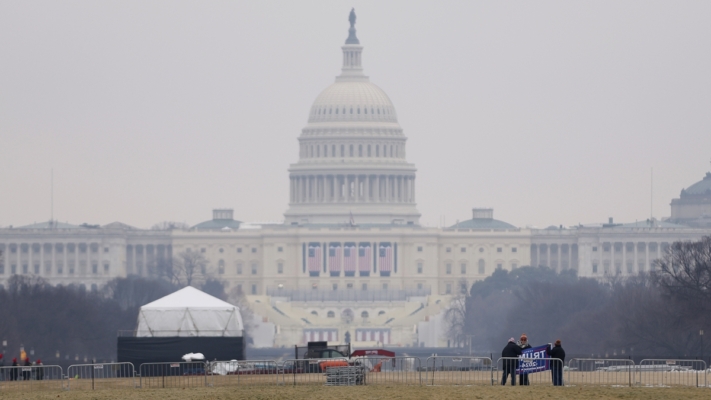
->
[424,356,493,386]
[496,357,564,386]
[0,365,64,392]
[637,359,708,387]
[66,362,136,390]
[353,356,422,385]
[207,360,280,386]
[138,362,207,389]
[278,358,350,386]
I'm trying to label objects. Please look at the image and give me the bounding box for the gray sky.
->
[1,1,710,229]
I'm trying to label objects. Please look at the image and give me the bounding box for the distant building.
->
[1,11,710,347]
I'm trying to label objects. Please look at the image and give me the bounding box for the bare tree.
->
[169,250,210,286]
[653,236,711,311]
[444,293,467,347]
[228,286,255,347]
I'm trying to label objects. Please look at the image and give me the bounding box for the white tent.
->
[136,286,243,337]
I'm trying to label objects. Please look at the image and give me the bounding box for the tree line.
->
[446,236,711,359]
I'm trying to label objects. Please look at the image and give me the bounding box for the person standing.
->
[35,359,44,380]
[10,358,19,381]
[501,337,522,386]
[518,334,532,386]
[22,357,31,381]
[0,354,4,381]
[549,339,566,386]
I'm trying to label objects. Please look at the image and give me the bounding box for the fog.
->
[1,1,710,228]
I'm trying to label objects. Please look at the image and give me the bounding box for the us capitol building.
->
[2,11,711,347]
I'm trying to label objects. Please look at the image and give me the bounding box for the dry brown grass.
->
[2,384,711,400]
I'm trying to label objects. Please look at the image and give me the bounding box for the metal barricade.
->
[207,360,280,386]
[637,359,707,387]
[278,358,350,386]
[66,362,136,390]
[352,356,421,385]
[424,356,493,386]
[496,357,564,386]
[0,365,64,391]
[138,362,207,388]
[566,359,635,387]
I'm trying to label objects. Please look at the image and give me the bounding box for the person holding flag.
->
[518,334,532,385]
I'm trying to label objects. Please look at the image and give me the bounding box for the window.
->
[277,262,284,274]
[382,283,388,291]
[445,283,452,294]
[68,263,74,275]
[461,247,466,253]
[34,264,39,274]
[417,246,423,252]
[332,283,338,291]
[446,247,451,253]
[497,263,503,269]
[446,263,452,274]
[311,311,318,316]
[45,262,51,274]
[236,284,243,293]
[417,283,423,290]
[237,248,242,253]
[511,263,518,269]
[219,248,224,253]
[479,248,484,253]
[349,145,354,157]
[361,311,369,318]
[104,263,110,273]
[461,283,468,294]
[251,263,258,274]
[327,311,335,318]
[56,263,62,274]
[376,145,379,157]
[359,145,363,157]
[312,283,318,290]
[92,263,98,274]
[347,283,353,289]
[251,248,257,253]
[104,247,109,253]
[91,284,97,292]
[278,247,283,252]
[341,145,344,157]
[218,260,225,275]
[512,247,517,253]
[593,246,598,252]
[460,263,466,274]
[11,264,17,274]
[251,284,257,295]
[237,263,243,275]
[361,283,368,291]
[22,264,28,274]
[417,262,423,274]
[0,264,5,274]
[367,145,371,157]
[497,247,502,253]
[592,263,598,274]
[378,310,386,316]
[200,248,205,253]
[478,259,485,274]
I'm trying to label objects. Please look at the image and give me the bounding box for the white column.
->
[645,243,649,270]
[411,178,416,202]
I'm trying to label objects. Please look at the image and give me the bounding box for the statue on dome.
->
[345,8,359,44]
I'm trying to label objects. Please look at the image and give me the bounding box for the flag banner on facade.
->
[358,242,371,275]
[328,243,342,276]
[517,345,551,374]
[343,242,357,276]
[378,242,393,275]
[308,243,322,276]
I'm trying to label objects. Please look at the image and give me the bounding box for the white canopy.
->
[136,286,243,337]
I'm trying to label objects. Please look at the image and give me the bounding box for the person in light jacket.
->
[517,334,532,386]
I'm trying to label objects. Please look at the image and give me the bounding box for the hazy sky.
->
[1,1,710,229]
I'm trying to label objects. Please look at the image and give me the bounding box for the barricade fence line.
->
[424,356,493,386]
[566,358,635,387]
[66,362,136,390]
[0,365,64,392]
[352,356,422,386]
[496,357,564,386]
[206,360,280,386]
[637,359,707,388]
[138,362,207,389]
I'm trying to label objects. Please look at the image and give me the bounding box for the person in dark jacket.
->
[22,357,31,381]
[35,359,44,380]
[501,337,522,385]
[517,334,532,385]
[10,358,19,381]
[549,339,566,386]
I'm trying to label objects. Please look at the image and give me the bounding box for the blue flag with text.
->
[516,345,551,374]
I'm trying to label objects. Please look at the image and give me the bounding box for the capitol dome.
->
[284,9,420,226]
[681,172,711,196]
[308,81,398,124]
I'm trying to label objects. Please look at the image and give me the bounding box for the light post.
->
[466,335,475,356]
[700,330,704,364]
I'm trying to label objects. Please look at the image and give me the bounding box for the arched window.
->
[361,311,369,318]
[327,311,335,318]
